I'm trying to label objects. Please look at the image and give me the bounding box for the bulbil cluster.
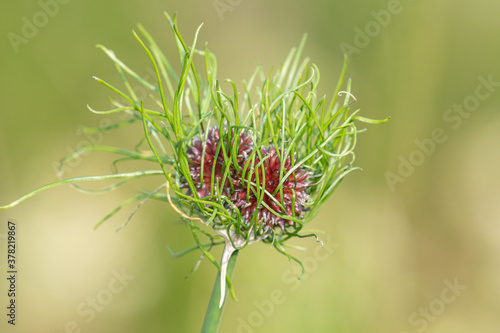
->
[182,127,311,231]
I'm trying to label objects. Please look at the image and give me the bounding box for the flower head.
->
[183,128,312,231]
[32,12,388,274]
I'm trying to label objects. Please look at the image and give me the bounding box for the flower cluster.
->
[183,127,311,231]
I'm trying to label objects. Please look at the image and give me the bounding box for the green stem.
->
[201,250,239,333]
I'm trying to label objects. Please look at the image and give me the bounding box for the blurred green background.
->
[1,0,500,332]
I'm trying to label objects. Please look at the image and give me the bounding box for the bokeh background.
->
[1,0,500,332]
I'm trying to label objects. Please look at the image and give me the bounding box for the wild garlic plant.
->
[1,12,388,332]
